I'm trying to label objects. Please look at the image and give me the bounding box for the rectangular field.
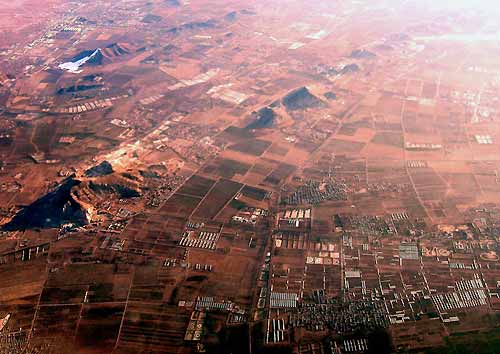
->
[176,174,216,197]
[192,179,243,220]
[159,193,202,218]
[263,163,296,186]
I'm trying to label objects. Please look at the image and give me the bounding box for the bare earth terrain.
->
[0,0,500,353]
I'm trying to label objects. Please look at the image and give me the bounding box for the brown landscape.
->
[0,0,500,353]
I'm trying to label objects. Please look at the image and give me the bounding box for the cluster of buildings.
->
[53,94,128,114]
[283,180,347,205]
[290,298,389,333]
[405,142,443,151]
[179,230,220,250]
[231,207,268,225]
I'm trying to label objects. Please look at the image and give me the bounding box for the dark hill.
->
[89,181,141,199]
[167,20,217,34]
[183,20,217,30]
[70,43,130,66]
[142,14,163,23]
[163,44,178,54]
[2,177,89,231]
[85,161,113,177]
[103,43,130,57]
[71,49,104,65]
[340,63,360,74]
[225,11,238,22]
[57,84,102,95]
[324,92,337,100]
[282,87,324,111]
[350,49,376,59]
[246,107,276,130]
